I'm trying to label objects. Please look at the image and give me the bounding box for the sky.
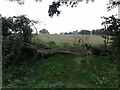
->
[0,0,118,34]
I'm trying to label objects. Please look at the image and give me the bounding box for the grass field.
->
[33,34,104,45]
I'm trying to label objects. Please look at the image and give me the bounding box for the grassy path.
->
[3,53,118,88]
[26,54,118,88]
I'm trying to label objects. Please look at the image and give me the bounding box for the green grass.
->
[3,53,117,88]
[32,54,118,88]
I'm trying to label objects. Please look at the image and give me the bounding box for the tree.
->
[92,30,95,35]
[48,1,61,17]
[101,15,120,54]
[91,29,104,35]
[39,29,49,34]
[107,0,120,11]
[2,15,34,66]
[2,17,13,37]
[80,30,91,35]
[2,15,33,43]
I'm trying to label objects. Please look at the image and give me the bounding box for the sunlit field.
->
[33,34,104,45]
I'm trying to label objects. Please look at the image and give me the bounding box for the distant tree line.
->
[60,29,105,35]
[39,29,49,34]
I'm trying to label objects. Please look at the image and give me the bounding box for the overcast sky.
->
[0,0,118,34]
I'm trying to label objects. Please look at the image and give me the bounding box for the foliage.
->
[2,15,33,43]
[39,29,49,34]
[49,0,120,17]
[2,17,12,36]
[107,0,120,11]
[101,15,120,54]
[2,34,24,66]
[92,29,105,35]
[48,1,61,17]
[2,15,34,66]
